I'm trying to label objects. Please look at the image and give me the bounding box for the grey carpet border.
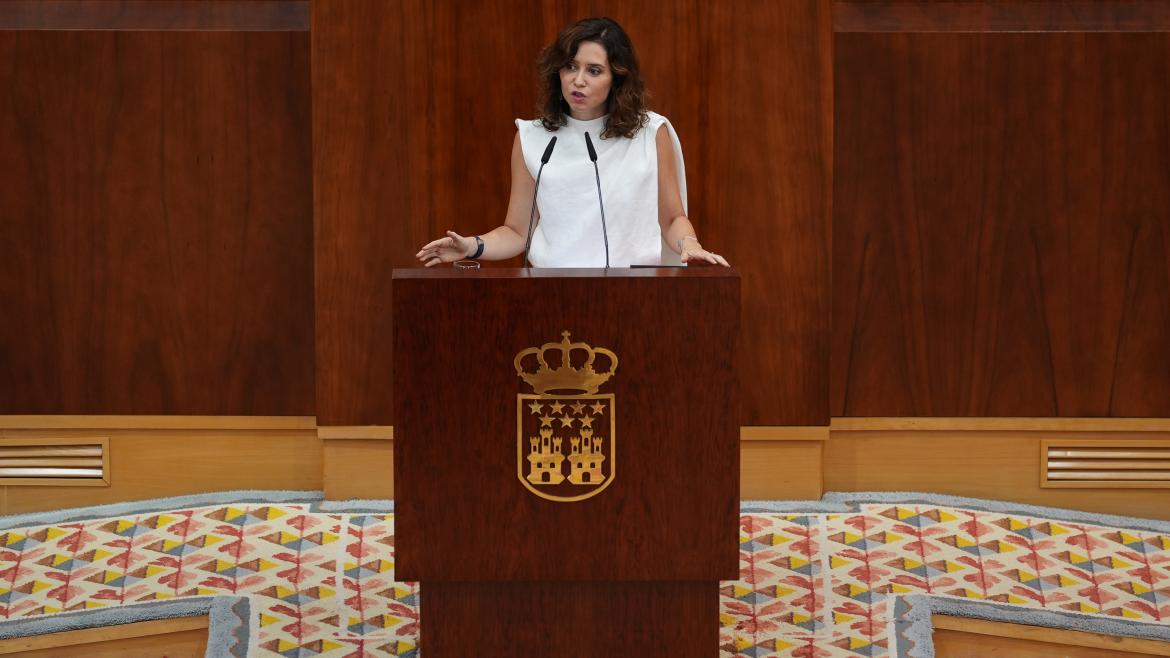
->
[4,490,1160,533]
[743,491,1170,533]
[0,596,250,658]
[316,498,396,513]
[0,490,324,531]
[893,594,1170,658]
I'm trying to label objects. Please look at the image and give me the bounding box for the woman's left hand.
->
[681,245,730,267]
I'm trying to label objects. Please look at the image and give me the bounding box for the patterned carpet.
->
[0,493,1167,657]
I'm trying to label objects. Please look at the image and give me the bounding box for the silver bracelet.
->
[677,235,700,252]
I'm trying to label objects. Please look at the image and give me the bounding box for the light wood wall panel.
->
[824,422,1170,521]
[0,30,314,415]
[833,32,1170,417]
[0,425,322,514]
[313,0,832,426]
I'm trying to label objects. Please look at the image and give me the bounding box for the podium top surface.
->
[392,266,739,280]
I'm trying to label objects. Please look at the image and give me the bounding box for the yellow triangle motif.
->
[1119,531,1142,545]
[896,507,917,520]
[260,613,281,627]
[1009,518,1029,531]
[849,637,872,649]
[830,556,853,569]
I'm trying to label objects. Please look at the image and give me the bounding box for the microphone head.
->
[584,132,598,162]
[540,135,557,164]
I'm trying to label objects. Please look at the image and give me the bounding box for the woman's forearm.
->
[474,224,528,261]
[663,216,702,254]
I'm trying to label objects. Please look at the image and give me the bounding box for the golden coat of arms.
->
[514,331,617,502]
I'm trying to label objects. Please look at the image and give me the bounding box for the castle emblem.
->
[515,331,617,502]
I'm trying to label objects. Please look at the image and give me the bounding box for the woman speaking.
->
[416,17,728,268]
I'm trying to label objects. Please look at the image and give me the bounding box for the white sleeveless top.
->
[515,111,688,267]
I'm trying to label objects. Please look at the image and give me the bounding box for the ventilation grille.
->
[1043,440,1170,489]
[0,439,108,486]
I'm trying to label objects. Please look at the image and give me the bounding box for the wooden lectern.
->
[393,267,739,657]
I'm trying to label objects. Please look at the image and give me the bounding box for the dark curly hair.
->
[536,17,649,139]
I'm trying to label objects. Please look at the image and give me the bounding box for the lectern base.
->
[420,581,718,657]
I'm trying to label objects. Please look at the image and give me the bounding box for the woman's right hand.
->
[416,230,474,267]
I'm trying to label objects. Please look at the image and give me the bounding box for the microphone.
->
[522,136,557,268]
[584,132,610,269]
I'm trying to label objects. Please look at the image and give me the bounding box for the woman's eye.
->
[590,68,602,75]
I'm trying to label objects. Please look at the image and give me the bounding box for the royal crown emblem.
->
[515,331,617,502]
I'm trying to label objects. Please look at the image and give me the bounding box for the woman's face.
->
[560,41,613,121]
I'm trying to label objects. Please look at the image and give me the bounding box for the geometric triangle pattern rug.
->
[0,492,1166,657]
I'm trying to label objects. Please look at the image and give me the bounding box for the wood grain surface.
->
[421,581,717,657]
[313,0,831,426]
[0,1,309,31]
[0,31,314,415]
[835,0,1170,33]
[833,32,1170,417]
[393,268,739,582]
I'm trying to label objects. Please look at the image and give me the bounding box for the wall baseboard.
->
[1,417,1166,520]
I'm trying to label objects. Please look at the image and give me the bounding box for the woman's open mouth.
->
[571,91,586,102]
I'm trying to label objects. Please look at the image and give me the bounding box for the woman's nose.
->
[573,70,586,86]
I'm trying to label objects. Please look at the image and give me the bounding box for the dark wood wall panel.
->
[834,0,1170,33]
[0,1,309,31]
[314,0,832,426]
[832,33,1170,417]
[706,0,832,425]
[0,31,314,414]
